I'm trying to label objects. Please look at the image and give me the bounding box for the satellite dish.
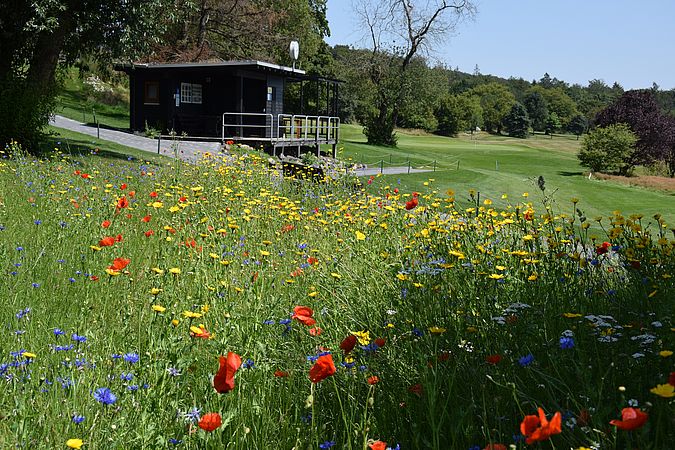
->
[289,41,300,61]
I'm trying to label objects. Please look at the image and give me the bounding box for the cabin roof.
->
[115,60,305,75]
[114,60,343,83]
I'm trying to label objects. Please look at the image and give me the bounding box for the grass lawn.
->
[56,68,130,130]
[42,126,169,164]
[338,124,675,228]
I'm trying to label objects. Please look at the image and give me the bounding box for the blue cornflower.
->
[319,441,336,449]
[127,385,139,391]
[123,353,139,364]
[168,438,182,445]
[468,446,480,450]
[559,337,575,349]
[53,328,65,337]
[16,246,23,251]
[183,407,201,423]
[31,283,40,288]
[242,359,255,369]
[279,318,291,325]
[72,415,85,424]
[120,372,134,381]
[518,354,535,367]
[53,344,74,352]
[412,326,424,337]
[263,319,275,325]
[34,220,41,225]
[16,308,30,319]
[71,333,87,343]
[166,367,181,377]
[93,387,117,405]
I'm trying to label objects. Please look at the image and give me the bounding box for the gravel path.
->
[49,115,221,163]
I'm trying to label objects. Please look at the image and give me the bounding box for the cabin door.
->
[242,78,267,137]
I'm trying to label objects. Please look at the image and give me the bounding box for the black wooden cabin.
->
[115,61,340,156]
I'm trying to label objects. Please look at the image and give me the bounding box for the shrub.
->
[578,123,637,174]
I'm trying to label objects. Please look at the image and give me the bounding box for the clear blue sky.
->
[325,0,675,90]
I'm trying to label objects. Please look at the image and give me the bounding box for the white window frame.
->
[180,82,202,104]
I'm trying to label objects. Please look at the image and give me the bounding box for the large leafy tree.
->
[595,90,671,170]
[0,0,172,147]
[153,0,330,67]
[523,90,548,132]
[468,82,515,133]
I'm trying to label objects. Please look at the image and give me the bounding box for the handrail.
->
[222,112,273,142]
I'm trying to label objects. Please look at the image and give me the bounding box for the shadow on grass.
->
[558,171,584,177]
[39,133,140,162]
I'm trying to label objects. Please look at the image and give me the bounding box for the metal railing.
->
[222,112,273,141]
[221,112,339,144]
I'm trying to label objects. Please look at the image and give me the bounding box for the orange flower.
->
[309,327,322,336]
[292,306,316,326]
[309,354,336,383]
[367,376,379,385]
[108,257,130,271]
[274,370,289,378]
[340,334,357,354]
[144,230,154,237]
[198,412,222,432]
[610,407,648,431]
[141,215,151,223]
[307,256,318,265]
[369,441,386,450]
[213,352,241,394]
[520,407,562,444]
[101,220,111,228]
[99,236,115,247]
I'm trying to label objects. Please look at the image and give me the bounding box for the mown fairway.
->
[339,124,675,227]
[0,139,673,449]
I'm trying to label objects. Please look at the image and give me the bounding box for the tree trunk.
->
[26,10,72,95]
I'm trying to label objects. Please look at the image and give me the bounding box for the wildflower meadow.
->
[0,142,673,449]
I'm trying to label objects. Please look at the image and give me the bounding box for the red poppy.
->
[405,197,418,210]
[108,257,130,271]
[141,215,151,223]
[116,196,129,209]
[610,407,648,430]
[669,372,675,387]
[595,241,611,255]
[99,236,115,247]
[369,441,386,450]
[120,183,127,190]
[309,327,322,336]
[374,338,386,348]
[340,335,357,354]
[198,412,222,432]
[115,234,123,242]
[145,230,154,237]
[577,409,591,427]
[367,376,379,385]
[485,354,502,365]
[81,173,90,179]
[213,352,242,394]
[520,407,562,444]
[101,220,111,228]
[149,191,158,198]
[292,306,316,326]
[309,354,336,383]
[128,191,135,197]
[483,445,507,450]
[274,370,289,378]
[179,196,187,202]
[408,383,424,396]
[307,256,318,265]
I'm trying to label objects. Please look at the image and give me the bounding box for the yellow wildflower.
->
[350,330,370,346]
[151,305,166,313]
[169,267,181,275]
[650,384,675,398]
[66,439,84,449]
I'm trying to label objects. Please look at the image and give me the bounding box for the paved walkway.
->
[50,115,222,163]
[50,116,433,175]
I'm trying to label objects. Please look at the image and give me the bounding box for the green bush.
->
[578,123,637,174]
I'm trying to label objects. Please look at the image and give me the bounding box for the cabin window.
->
[144,81,160,105]
[180,83,202,104]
